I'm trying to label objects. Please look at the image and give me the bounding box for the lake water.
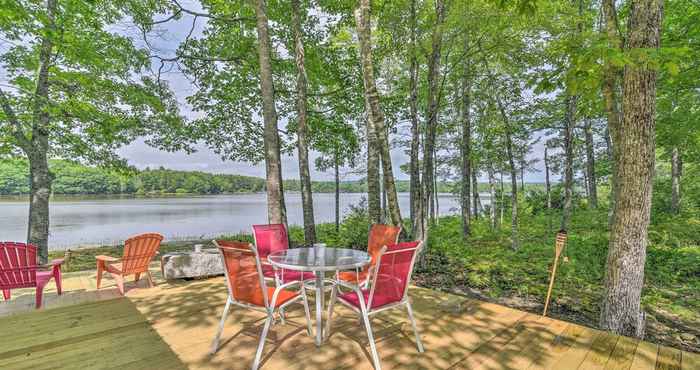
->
[0,193,477,250]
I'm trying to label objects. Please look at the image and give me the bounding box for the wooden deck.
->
[1,266,698,370]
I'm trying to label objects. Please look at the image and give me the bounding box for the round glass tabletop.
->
[267,247,370,272]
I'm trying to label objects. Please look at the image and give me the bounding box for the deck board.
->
[0,270,696,370]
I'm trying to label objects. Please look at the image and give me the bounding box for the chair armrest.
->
[95,255,119,262]
[49,258,64,267]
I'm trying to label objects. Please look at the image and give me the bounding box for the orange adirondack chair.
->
[96,233,163,295]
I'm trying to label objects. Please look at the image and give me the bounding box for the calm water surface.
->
[0,193,475,250]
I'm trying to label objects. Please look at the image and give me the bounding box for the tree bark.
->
[254,0,287,226]
[291,0,315,244]
[500,172,505,226]
[545,146,552,210]
[561,95,576,230]
[355,0,402,227]
[365,117,381,224]
[488,166,497,230]
[671,147,681,214]
[335,153,341,232]
[460,61,472,237]
[602,0,623,226]
[23,0,58,263]
[472,169,481,218]
[520,165,525,191]
[422,0,446,226]
[497,98,519,249]
[584,120,598,208]
[600,0,664,339]
[408,0,423,239]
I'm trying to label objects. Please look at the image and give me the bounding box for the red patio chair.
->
[326,241,424,370]
[336,224,401,287]
[252,224,313,284]
[210,240,312,370]
[96,233,163,295]
[0,242,64,309]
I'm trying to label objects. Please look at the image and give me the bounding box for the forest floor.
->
[48,207,699,354]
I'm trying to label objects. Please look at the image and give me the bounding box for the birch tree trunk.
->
[366,116,381,224]
[409,0,423,239]
[488,166,497,230]
[584,120,598,208]
[422,0,446,227]
[460,62,472,237]
[335,154,341,232]
[355,0,402,227]
[671,147,681,214]
[472,169,481,217]
[600,0,664,338]
[291,0,315,243]
[545,146,552,210]
[254,0,287,226]
[497,99,519,249]
[561,95,576,230]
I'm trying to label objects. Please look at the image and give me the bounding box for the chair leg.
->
[325,285,337,340]
[114,274,125,295]
[2,289,10,300]
[135,273,141,282]
[252,312,274,370]
[54,266,62,295]
[300,284,313,336]
[278,307,286,325]
[406,300,424,353]
[35,284,46,309]
[357,296,381,370]
[96,261,105,289]
[210,298,232,354]
[146,271,156,287]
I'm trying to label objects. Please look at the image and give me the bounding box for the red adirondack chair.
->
[96,233,163,295]
[0,242,64,309]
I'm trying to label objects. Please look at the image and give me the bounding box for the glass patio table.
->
[268,246,370,347]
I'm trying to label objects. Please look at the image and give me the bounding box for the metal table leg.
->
[315,271,324,347]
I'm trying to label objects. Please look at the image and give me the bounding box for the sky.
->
[116,1,551,182]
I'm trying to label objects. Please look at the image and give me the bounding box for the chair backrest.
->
[367,241,422,309]
[214,240,268,308]
[252,224,289,259]
[120,233,164,274]
[367,224,402,268]
[0,242,39,288]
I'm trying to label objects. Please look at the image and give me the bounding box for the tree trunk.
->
[365,117,381,224]
[561,95,576,230]
[23,0,57,264]
[520,166,525,191]
[500,172,505,226]
[472,169,481,217]
[422,0,446,227]
[254,0,287,226]
[602,0,623,226]
[488,166,497,230]
[355,0,402,227]
[497,99,519,249]
[600,0,663,339]
[335,154,341,232]
[545,146,552,210]
[671,147,681,214]
[434,150,439,223]
[584,120,598,208]
[460,62,472,237]
[409,0,423,239]
[291,0,315,244]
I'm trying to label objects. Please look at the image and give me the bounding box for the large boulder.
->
[161,249,224,280]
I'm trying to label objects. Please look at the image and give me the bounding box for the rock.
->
[161,249,224,280]
[679,333,697,343]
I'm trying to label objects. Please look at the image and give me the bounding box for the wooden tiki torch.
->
[543,230,568,317]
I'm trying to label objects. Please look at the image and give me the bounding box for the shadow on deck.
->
[0,265,697,369]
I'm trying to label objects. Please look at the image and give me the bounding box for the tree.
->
[600,0,664,338]
[291,0,316,244]
[0,0,184,262]
[254,0,288,225]
[354,0,403,227]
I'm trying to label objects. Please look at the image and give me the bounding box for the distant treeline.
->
[0,159,469,196]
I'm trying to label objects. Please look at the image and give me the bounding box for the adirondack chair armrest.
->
[49,258,64,266]
[96,255,119,263]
